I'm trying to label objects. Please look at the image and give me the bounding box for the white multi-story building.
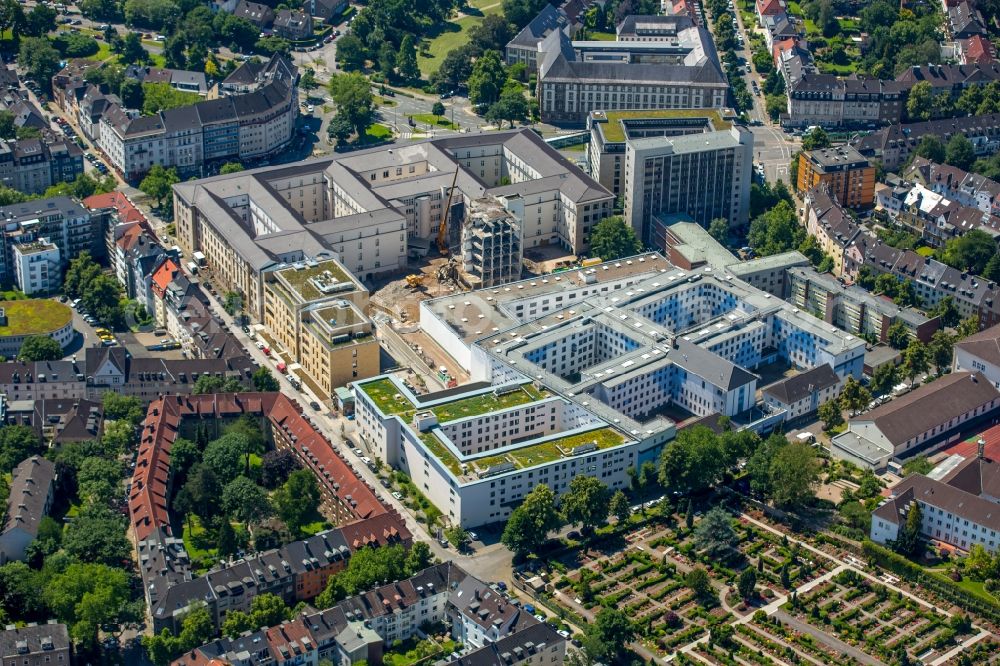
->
[872,454,1000,552]
[354,253,865,527]
[12,239,60,295]
[954,323,1000,388]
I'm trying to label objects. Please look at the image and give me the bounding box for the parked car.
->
[310,400,321,411]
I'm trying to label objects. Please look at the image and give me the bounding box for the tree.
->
[737,568,757,600]
[0,420,40,465]
[937,229,997,274]
[907,81,935,121]
[957,315,981,338]
[946,133,976,171]
[334,33,367,71]
[17,335,63,361]
[818,398,844,431]
[658,425,728,494]
[708,217,729,244]
[202,433,249,485]
[589,215,641,261]
[801,127,831,151]
[930,296,960,328]
[18,38,61,92]
[747,201,804,256]
[220,162,245,174]
[780,561,791,588]
[840,376,872,415]
[0,561,46,622]
[252,366,280,392]
[610,490,631,524]
[486,88,529,128]
[260,449,300,489]
[913,134,946,163]
[930,330,954,375]
[62,504,131,567]
[178,464,222,521]
[769,442,820,509]
[468,50,507,108]
[222,476,272,527]
[103,393,144,426]
[398,34,420,81]
[887,320,911,350]
[903,341,930,385]
[582,608,635,662]
[894,501,923,557]
[562,475,610,533]
[685,567,712,600]
[45,563,132,647]
[433,45,474,93]
[140,165,180,208]
[432,101,446,118]
[870,362,898,396]
[405,541,432,575]
[22,3,55,36]
[255,35,291,56]
[273,469,321,535]
[714,13,736,51]
[217,520,238,558]
[693,507,738,559]
[501,484,562,556]
[445,525,469,548]
[329,73,375,138]
[984,253,1000,284]
[142,82,201,114]
[77,456,123,507]
[965,544,993,580]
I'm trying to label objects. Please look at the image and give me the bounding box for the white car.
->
[391,491,403,500]
[306,105,314,113]
[467,531,478,542]
[255,341,265,350]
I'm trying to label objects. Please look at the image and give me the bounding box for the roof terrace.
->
[270,259,359,304]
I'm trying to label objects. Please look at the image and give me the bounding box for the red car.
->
[263,347,271,356]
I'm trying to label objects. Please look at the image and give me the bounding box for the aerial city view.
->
[5,0,1000,664]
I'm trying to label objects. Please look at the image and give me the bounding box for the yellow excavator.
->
[405,274,424,288]
[436,166,461,256]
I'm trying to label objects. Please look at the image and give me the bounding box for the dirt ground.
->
[398,328,471,384]
[369,257,463,323]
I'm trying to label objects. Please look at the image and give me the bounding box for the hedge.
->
[861,540,1000,623]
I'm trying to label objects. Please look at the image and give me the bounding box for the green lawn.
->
[299,506,332,535]
[474,426,626,471]
[818,61,857,75]
[182,515,220,572]
[359,378,416,415]
[410,113,458,129]
[587,31,617,41]
[916,246,935,257]
[429,384,545,422]
[383,637,459,666]
[0,290,27,301]
[364,123,393,141]
[0,299,72,336]
[418,0,504,77]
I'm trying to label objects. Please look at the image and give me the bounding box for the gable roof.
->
[956,323,1000,367]
[3,456,55,538]
[762,363,841,405]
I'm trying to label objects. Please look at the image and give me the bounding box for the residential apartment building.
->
[796,146,875,208]
[0,138,83,195]
[274,9,313,40]
[954,323,1000,389]
[0,622,70,666]
[621,124,753,244]
[785,75,906,129]
[262,259,379,395]
[762,362,842,421]
[852,113,1000,172]
[845,238,1000,330]
[173,130,613,321]
[0,197,102,286]
[535,19,728,126]
[802,187,864,276]
[55,55,298,182]
[132,392,412,633]
[174,563,565,666]
[12,240,60,295]
[0,456,55,563]
[788,266,940,344]
[882,178,1000,249]
[831,371,1000,469]
[901,158,1000,225]
[872,454,1000,553]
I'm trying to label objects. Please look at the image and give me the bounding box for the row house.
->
[902,157,1000,223]
[852,113,1000,171]
[802,186,865,276]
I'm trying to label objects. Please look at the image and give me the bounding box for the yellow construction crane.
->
[437,166,461,256]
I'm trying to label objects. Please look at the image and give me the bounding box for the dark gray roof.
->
[762,363,840,405]
[195,97,237,125]
[864,371,1000,446]
[0,622,69,659]
[956,323,1000,367]
[507,3,569,48]
[874,471,1000,532]
[161,104,202,133]
[0,196,87,223]
[442,623,564,666]
[3,456,55,538]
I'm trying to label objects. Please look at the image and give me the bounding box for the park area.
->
[521,501,994,665]
[417,0,504,77]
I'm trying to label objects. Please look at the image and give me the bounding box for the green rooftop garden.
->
[473,427,626,473]
[0,299,72,337]
[360,378,416,415]
[429,384,546,422]
[273,261,354,302]
[419,431,463,477]
[599,109,733,143]
[358,380,547,422]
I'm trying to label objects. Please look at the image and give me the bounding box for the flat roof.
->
[269,258,359,304]
[593,108,733,143]
[0,300,72,337]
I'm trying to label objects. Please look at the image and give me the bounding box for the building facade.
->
[796,146,875,208]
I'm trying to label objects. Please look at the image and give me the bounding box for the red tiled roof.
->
[129,393,394,542]
[84,191,147,225]
[756,0,786,16]
[942,423,1000,459]
[116,224,143,252]
[152,258,179,294]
